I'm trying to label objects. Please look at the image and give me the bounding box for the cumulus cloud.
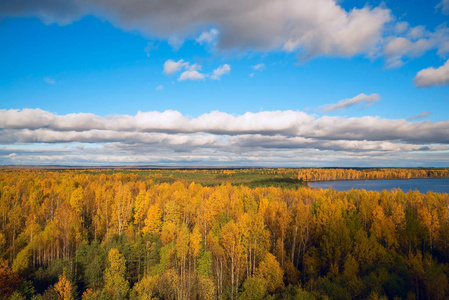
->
[179,70,205,81]
[383,24,449,67]
[1,108,449,143]
[210,64,231,80]
[414,59,449,87]
[407,111,431,121]
[0,0,393,60]
[196,28,219,45]
[1,108,448,166]
[320,93,380,112]
[164,59,228,81]
[163,59,187,74]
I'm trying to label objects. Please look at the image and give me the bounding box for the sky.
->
[1,0,449,167]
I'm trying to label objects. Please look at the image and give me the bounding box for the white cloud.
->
[320,93,380,112]
[1,108,449,144]
[196,28,219,45]
[186,63,201,71]
[163,60,228,81]
[8,0,449,66]
[163,59,187,74]
[44,77,55,85]
[178,70,205,81]
[0,0,392,60]
[1,108,449,166]
[210,64,231,80]
[414,59,449,87]
[156,84,163,90]
[394,22,409,35]
[437,0,449,14]
[383,24,449,68]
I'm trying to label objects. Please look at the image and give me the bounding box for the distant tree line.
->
[297,168,449,182]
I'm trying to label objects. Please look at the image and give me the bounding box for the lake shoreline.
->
[308,178,449,194]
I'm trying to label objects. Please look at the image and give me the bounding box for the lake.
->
[308,178,449,193]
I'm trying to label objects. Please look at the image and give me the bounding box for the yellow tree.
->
[256,252,284,294]
[189,224,202,268]
[142,204,163,235]
[69,186,84,220]
[54,272,74,300]
[176,224,190,300]
[221,220,244,299]
[111,182,133,235]
[104,248,130,299]
[134,189,150,232]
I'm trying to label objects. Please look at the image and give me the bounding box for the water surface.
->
[308,178,449,193]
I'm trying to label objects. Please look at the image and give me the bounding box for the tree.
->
[221,220,243,299]
[238,277,267,300]
[12,246,31,275]
[130,275,158,300]
[54,273,74,300]
[142,204,162,235]
[256,252,284,294]
[0,259,21,299]
[103,248,129,299]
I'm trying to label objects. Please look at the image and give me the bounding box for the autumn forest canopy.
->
[0,168,449,299]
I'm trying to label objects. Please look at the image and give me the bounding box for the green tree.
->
[239,277,267,300]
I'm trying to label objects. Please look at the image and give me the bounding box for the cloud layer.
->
[0,0,392,59]
[1,109,448,166]
[414,59,449,87]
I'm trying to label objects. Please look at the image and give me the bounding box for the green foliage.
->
[34,259,72,294]
[75,241,106,291]
[8,291,26,300]
[12,246,30,275]
[17,280,36,299]
[316,277,351,300]
[103,248,129,299]
[281,285,316,300]
[151,242,174,275]
[130,275,158,300]
[197,250,212,277]
[197,275,216,300]
[239,277,267,300]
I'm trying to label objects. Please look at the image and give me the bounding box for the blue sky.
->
[1,0,449,166]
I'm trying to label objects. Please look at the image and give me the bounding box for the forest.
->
[0,168,449,299]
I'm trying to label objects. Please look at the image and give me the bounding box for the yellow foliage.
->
[54,273,74,300]
[142,204,162,235]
